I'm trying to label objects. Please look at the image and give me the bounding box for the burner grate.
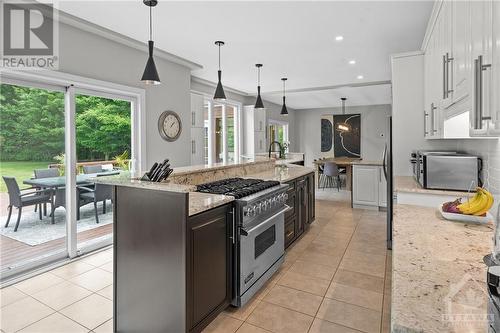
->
[197,178,281,199]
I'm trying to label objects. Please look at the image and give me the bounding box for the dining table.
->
[312,157,362,191]
[23,170,120,223]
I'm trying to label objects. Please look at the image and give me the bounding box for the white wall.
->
[294,105,391,167]
[58,22,192,169]
[391,53,500,194]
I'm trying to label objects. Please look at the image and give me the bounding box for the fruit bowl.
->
[439,205,494,224]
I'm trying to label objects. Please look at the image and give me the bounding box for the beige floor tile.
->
[236,323,270,333]
[316,298,381,333]
[246,301,314,333]
[99,261,113,273]
[339,252,385,278]
[32,281,92,310]
[97,285,113,300]
[277,271,330,296]
[325,283,383,311]
[81,250,113,267]
[263,285,323,316]
[298,249,342,268]
[225,296,260,321]
[0,286,27,308]
[202,313,243,333]
[93,319,113,333]
[14,273,64,295]
[306,241,348,256]
[0,297,54,333]
[383,294,391,314]
[332,270,385,294]
[345,241,387,256]
[17,312,88,333]
[381,312,390,333]
[289,260,336,281]
[60,294,112,330]
[69,268,113,292]
[51,261,95,280]
[308,318,363,333]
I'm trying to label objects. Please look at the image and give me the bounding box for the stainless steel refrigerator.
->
[383,116,393,250]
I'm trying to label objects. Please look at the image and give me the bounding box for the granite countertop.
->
[312,158,383,166]
[395,176,471,197]
[188,192,234,216]
[392,204,493,333]
[171,159,273,176]
[245,165,314,182]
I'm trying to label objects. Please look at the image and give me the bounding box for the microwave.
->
[412,151,482,191]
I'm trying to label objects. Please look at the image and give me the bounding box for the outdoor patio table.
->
[23,171,120,223]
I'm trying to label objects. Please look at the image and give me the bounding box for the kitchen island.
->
[94,159,315,333]
[392,204,493,332]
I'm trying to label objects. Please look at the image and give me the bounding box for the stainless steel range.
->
[197,178,290,307]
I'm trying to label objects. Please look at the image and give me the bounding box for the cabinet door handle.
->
[192,112,196,126]
[475,55,493,129]
[191,140,196,154]
[424,110,429,136]
[430,103,437,134]
[446,53,454,95]
[443,55,447,99]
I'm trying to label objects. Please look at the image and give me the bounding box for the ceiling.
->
[58,1,433,109]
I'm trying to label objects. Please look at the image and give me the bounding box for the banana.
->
[457,191,483,214]
[473,188,495,216]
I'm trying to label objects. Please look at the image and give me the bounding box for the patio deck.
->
[0,224,112,269]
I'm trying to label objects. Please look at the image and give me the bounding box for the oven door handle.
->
[240,205,291,237]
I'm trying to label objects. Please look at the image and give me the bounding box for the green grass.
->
[0,161,54,193]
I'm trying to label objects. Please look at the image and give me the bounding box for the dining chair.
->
[83,165,103,174]
[34,168,60,216]
[323,162,342,191]
[51,187,92,223]
[3,176,52,232]
[78,182,113,223]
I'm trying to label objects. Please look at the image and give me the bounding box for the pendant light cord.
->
[283,80,285,96]
[149,6,152,40]
[218,44,221,70]
[258,67,260,85]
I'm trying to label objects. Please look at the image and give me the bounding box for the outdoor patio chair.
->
[3,176,52,232]
[83,165,103,174]
[34,168,59,216]
[51,187,93,223]
[78,182,113,224]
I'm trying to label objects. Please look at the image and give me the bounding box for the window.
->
[268,120,289,149]
[203,98,241,164]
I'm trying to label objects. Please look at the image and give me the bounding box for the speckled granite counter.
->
[93,174,234,216]
[392,204,493,333]
[245,165,314,182]
[395,176,470,197]
[188,192,234,216]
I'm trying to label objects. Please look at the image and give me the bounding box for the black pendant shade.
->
[280,78,288,115]
[141,0,160,85]
[214,41,226,100]
[254,64,265,109]
[141,40,161,85]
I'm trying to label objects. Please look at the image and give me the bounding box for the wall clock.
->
[158,110,182,142]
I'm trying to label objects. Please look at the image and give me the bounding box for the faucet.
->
[268,141,283,159]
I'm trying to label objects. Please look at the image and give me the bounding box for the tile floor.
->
[0,199,391,333]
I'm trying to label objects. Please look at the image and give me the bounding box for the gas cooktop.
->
[196,178,281,199]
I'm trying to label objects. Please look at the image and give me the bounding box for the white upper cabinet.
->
[242,106,267,156]
[422,0,499,138]
[190,93,205,128]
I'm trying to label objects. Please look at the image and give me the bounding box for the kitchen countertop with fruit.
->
[392,203,493,333]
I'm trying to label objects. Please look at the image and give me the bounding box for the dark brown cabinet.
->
[186,204,233,333]
[284,172,315,249]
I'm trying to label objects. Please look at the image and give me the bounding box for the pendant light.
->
[141,0,160,85]
[213,41,226,100]
[254,64,265,109]
[337,97,350,132]
[280,78,288,115]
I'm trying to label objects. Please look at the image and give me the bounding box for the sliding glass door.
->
[0,73,143,281]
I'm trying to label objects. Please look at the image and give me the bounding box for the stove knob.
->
[255,203,262,214]
[271,197,277,206]
[262,201,268,211]
[248,206,256,217]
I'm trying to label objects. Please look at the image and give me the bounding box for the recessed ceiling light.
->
[335,36,344,41]
[349,60,356,65]
[357,75,364,79]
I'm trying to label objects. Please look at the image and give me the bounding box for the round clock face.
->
[158,111,182,141]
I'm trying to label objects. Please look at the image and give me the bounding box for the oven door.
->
[239,206,287,295]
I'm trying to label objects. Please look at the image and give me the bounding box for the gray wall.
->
[294,105,392,167]
[59,22,192,169]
